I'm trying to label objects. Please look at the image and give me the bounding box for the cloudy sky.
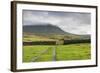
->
[23,10,91,35]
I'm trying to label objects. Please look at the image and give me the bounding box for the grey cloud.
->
[23,10,91,35]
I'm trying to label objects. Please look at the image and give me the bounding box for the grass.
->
[23,45,54,62]
[23,43,91,62]
[56,44,91,60]
[23,34,81,42]
[23,35,55,42]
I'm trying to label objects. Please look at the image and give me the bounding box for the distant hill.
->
[23,23,90,40]
[23,23,70,35]
[78,35,90,39]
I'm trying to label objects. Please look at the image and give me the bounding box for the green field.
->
[23,35,55,42]
[23,33,81,42]
[23,43,91,62]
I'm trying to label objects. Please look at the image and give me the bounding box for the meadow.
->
[23,43,91,62]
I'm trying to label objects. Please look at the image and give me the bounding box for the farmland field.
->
[23,43,91,62]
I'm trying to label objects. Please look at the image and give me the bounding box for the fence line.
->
[23,39,90,46]
[23,41,56,46]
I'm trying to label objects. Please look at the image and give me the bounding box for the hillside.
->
[23,23,71,35]
[23,23,90,41]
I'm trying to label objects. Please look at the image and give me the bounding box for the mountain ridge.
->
[23,24,71,35]
[23,23,90,39]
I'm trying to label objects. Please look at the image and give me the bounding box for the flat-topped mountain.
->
[23,24,70,35]
[23,23,90,40]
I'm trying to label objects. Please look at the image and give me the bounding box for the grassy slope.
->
[23,34,82,42]
[23,35,55,42]
[23,43,90,62]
